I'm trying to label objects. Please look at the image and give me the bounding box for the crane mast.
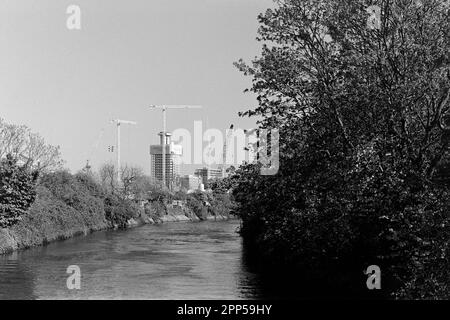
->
[111,119,137,186]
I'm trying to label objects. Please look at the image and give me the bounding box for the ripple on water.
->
[0,220,265,299]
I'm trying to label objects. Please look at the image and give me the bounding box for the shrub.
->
[186,192,208,220]
[75,171,105,198]
[38,170,84,208]
[40,170,143,229]
[104,194,140,228]
[37,170,107,228]
[144,200,167,220]
[0,155,38,228]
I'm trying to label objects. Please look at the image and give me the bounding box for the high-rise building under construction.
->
[150,132,182,188]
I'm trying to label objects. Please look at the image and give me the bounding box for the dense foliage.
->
[104,193,140,228]
[0,155,38,227]
[185,183,235,220]
[37,171,108,228]
[1,153,234,232]
[232,0,450,298]
[39,170,144,229]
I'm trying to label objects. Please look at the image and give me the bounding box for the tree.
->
[0,118,63,172]
[99,163,118,193]
[233,0,450,298]
[121,165,145,197]
[99,163,156,199]
[0,155,38,227]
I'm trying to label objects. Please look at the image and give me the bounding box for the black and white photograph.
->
[0,0,449,310]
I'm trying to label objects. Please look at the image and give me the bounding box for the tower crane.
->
[111,119,137,185]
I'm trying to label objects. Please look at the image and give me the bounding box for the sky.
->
[0,0,274,175]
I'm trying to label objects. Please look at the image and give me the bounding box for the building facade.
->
[194,167,223,185]
[180,175,202,191]
[150,132,182,189]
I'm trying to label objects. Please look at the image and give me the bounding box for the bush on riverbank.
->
[1,117,235,254]
[1,164,236,252]
[1,167,144,253]
[39,170,145,229]
[184,190,234,220]
[10,187,107,247]
[231,161,450,298]
[186,191,209,220]
[104,193,141,228]
[231,0,450,299]
[0,171,108,254]
[0,155,38,228]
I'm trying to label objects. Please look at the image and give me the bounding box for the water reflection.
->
[0,251,38,300]
[0,220,268,300]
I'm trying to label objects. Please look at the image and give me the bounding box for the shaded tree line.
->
[230,0,450,299]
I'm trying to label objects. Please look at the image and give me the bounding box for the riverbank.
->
[0,220,249,299]
[1,168,236,255]
[0,200,233,255]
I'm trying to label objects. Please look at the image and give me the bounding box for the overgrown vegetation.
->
[0,155,38,228]
[231,0,450,299]
[0,154,234,255]
[1,122,234,238]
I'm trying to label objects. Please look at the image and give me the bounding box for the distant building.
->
[150,132,182,189]
[180,175,202,191]
[194,167,223,185]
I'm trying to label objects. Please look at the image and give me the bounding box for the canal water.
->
[0,220,273,300]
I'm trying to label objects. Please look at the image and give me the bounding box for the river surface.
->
[0,220,275,300]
